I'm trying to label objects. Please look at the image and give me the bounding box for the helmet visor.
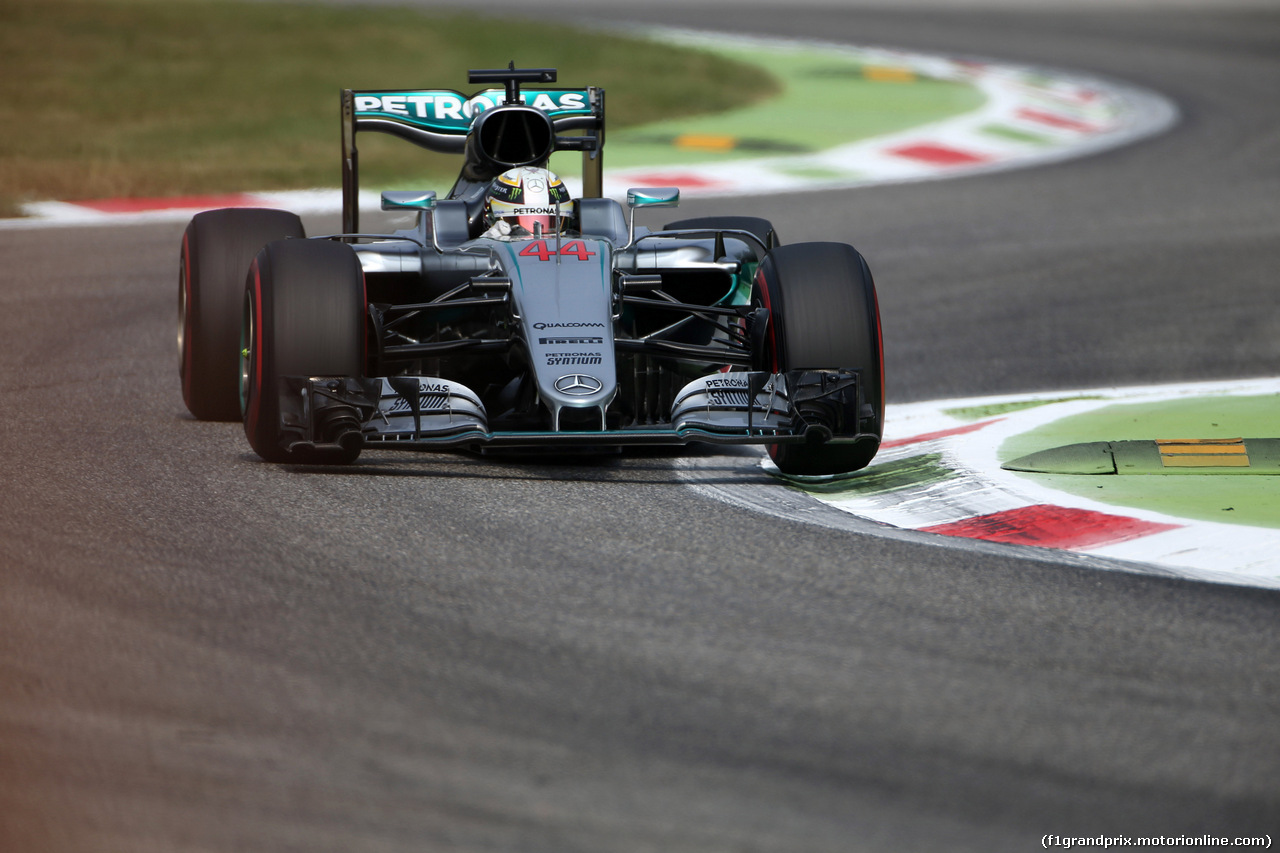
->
[511,213,560,235]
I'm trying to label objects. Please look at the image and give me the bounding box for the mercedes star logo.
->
[554,374,604,396]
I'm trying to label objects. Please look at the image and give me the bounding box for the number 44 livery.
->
[178,66,883,475]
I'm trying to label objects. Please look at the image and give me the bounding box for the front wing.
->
[268,369,875,456]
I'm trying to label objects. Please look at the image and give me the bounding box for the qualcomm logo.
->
[554,374,603,396]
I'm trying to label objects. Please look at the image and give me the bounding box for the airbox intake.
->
[464,105,555,180]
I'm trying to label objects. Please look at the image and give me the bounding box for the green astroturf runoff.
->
[551,43,983,175]
[999,395,1280,529]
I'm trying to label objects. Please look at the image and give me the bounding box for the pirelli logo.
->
[1157,438,1250,468]
[539,337,603,345]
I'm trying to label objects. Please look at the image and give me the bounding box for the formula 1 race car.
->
[179,66,883,475]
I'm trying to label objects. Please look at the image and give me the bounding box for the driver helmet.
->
[484,167,572,236]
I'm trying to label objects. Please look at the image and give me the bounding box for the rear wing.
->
[341,67,605,233]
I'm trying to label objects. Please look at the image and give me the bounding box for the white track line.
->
[775,378,1280,590]
[1,30,1177,229]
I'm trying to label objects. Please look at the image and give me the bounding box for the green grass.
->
[0,0,778,212]
[603,43,985,170]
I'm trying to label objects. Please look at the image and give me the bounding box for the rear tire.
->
[180,208,304,420]
[756,242,883,475]
[242,239,366,464]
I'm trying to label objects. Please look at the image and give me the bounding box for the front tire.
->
[757,242,884,476]
[179,208,304,420]
[242,239,366,464]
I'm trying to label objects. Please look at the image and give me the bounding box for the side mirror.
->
[626,187,680,209]
[624,187,679,249]
[381,190,437,212]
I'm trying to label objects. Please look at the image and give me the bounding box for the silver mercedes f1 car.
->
[179,66,883,475]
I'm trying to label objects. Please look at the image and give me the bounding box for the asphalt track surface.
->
[3,4,1279,851]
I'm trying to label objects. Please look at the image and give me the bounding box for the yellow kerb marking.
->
[864,67,916,83]
[674,134,737,152]
[1162,455,1250,467]
[1157,438,1250,467]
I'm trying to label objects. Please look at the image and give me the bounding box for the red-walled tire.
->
[179,208,304,420]
[756,242,884,476]
[242,238,366,464]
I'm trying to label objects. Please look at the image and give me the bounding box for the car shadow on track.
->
[237,444,774,487]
